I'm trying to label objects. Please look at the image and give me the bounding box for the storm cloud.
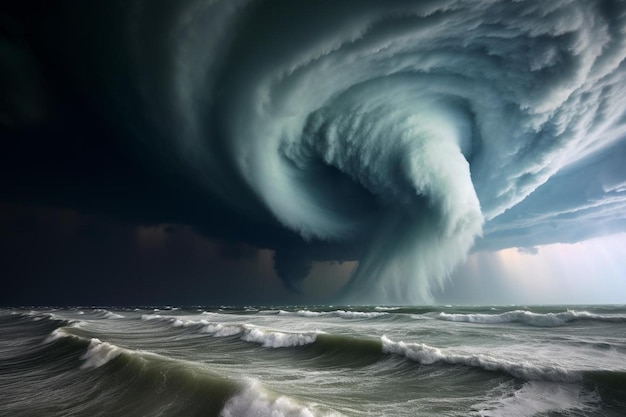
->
[2,0,626,304]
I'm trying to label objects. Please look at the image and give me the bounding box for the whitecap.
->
[381,336,580,383]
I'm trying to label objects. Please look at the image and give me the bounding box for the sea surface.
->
[1,305,625,416]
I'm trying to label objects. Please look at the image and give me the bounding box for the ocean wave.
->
[93,309,125,319]
[381,336,581,383]
[136,312,620,383]
[332,310,388,319]
[241,328,318,348]
[475,380,599,417]
[200,323,243,338]
[17,310,61,322]
[80,338,126,369]
[103,312,124,319]
[41,322,334,416]
[221,379,341,417]
[43,327,73,344]
[437,310,626,327]
[140,313,164,321]
[276,309,387,319]
[41,329,115,370]
[4,311,82,339]
[141,314,320,348]
[41,324,130,369]
[278,310,323,317]
[142,314,244,336]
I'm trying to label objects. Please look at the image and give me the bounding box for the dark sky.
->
[2,0,626,306]
[0,0,361,305]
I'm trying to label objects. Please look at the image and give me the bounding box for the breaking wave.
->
[136,313,593,384]
[4,307,626,417]
[39,323,331,416]
[141,314,320,348]
[221,379,341,417]
[277,309,388,319]
[438,310,626,327]
[381,336,580,383]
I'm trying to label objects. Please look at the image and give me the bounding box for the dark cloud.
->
[2,0,626,305]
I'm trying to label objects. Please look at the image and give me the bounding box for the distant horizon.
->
[5,303,626,309]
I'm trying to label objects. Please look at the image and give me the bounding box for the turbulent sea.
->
[1,306,625,417]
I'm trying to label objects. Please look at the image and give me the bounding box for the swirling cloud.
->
[125,0,626,304]
[6,1,623,304]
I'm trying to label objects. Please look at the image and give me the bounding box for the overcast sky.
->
[2,0,626,306]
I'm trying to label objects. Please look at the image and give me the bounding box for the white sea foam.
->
[141,314,172,321]
[241,328,318,348]
[331,310,387,319]
[202,323,243,337]
[220,379,341,417]
[42,321,84,344]
[139,314,318,347]
[294,310,323,317]
[381,336,580,383]
[80,338,124,369]
[24,311,59,321]
[278,309,386,319]
[437,310,626,327]
[43,328,69,344]
[476,381,599,417]
[94,308,124,319]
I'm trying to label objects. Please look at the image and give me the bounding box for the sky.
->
[2,0,626,306]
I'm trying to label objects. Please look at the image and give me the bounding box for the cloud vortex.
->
[135,0,626,304]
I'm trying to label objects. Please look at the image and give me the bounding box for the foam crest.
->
[95,309,124,319]
[42,321,84,344]
[438,310,626,327]
[140,314,318,348]
[294,310,323,317]
[381,336,580,383]
[140,314,164,321]
[144,314,245,337]
[43,328,70,344]
[23,311,59,322]
[220,379,340,417]
[202,323,243,337]
[241,328,318,348]
[104,312,124,319]
[476,381,599,417]
[279,309,387,319]
[80,338,124,369]
[331,310,387,319]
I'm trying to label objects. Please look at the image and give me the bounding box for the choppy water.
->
[1,305,625,416]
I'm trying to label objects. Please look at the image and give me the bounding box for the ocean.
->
[1,305,625,416]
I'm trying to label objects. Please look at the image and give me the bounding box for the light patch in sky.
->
[449,233,626,305]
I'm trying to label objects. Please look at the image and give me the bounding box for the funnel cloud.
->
[2,0,626,305]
